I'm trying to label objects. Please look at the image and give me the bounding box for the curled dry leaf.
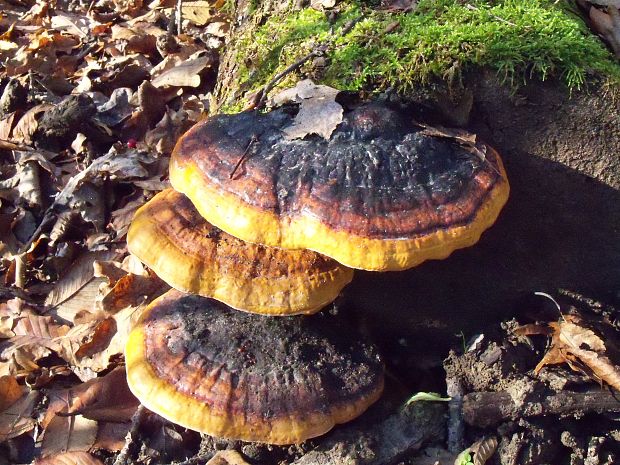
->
[41,414,98,458]
[151,53,214,88]
[0,313,70,374]
[516,312,620,391]
[0,390,39,441]
[35,451,104,465]
[0,375,26,411]
[276,79,343,141]
[45,250,119,307]
[44,367,138,425]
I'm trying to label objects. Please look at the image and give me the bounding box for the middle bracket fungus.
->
[126,290,384,444]
[170,103,509,271]
[127,189,353,315]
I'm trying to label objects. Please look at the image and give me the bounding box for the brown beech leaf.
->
[44,367,139,425]
[0,375,26,411]
[93,421,131,452]
[98,270,166,313]
[45,250,119,307]
[151,53,214,88]
[12,103,52,144]
[41,414,98,457]
[35,451,104,465]
[180,1,213,25]
[0,390,39,441]
[517,312,620,391]
[588,4,620,57]
[56,305,142,373]
[278,80,343,141]
[0,314,70,373]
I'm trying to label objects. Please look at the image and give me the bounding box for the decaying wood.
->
[292,402,446,465]
[463,389,620,428]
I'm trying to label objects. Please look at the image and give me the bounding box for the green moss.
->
[226,0,620,110]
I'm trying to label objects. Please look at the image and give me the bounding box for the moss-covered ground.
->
[227,0,620,110]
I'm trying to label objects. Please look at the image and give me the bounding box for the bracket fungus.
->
[127,189,353,315]
[170,103,509,271]
[125,290,384,444]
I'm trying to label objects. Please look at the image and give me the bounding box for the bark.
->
[214,0,297,111]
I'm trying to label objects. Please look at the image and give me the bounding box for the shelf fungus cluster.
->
[125,102,509,444]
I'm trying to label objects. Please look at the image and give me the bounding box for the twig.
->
[253,47,326,111]
[113,405,146,465]
[176,0,183,35]
[13,254,26,289]
[229,134,258,179]
[446,375,465,453]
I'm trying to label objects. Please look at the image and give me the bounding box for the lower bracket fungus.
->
[170,103,509,271]
[127,189,353,315]
[125,289,384,444]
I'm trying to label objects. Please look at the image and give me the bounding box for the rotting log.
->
[463,389,620,428]
[292,401,446,465]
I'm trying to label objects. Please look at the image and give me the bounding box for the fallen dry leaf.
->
[35,451,104,465]
[41,414,98,457]
[277,79,343,141]
[45,250,119,307]
[516,312,620,391]
[181,1,214,25]
[0,390,39,441]
[151,53,213,88]
[589,5,620,57]
[44,367,138,426]
[0,375,26,411]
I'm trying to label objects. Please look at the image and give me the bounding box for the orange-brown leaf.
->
[35,452,104,465]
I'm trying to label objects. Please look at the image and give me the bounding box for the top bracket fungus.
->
[127,189,352,315]
[125,289,384,444]
[170,103,509,271]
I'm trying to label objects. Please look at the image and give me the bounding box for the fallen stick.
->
[463,389,620,428]
[292,401,446,465]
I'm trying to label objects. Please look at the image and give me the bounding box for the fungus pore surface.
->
[170,103,509,271]
[125,290,384,444]
[128,189,352,315]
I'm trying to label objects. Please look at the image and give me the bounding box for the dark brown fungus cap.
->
[125,289,384,444]
[170,103,509,271]
[127,189,353,315]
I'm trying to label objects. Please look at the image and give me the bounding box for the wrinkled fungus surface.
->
[128,189,352,315]
[171,103,509,270]
[125,290,384,444]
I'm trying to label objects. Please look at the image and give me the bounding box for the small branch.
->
[463,388,620,428]
[176,0,183,36]
[253,47,326,111]
[229,134,258,179]
[113,405,146,465]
